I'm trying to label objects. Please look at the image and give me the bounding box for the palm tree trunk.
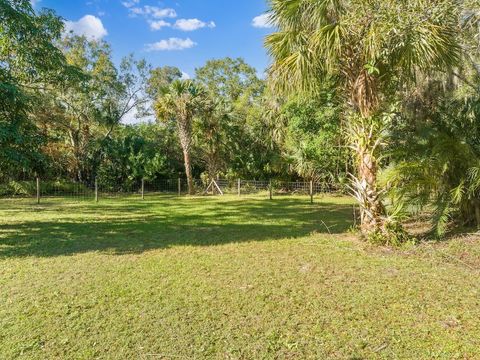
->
[356,145,385,233]
[206,152,218,184]
[349,116,386,236]
[182,147,194,195]
[177,117,195,195]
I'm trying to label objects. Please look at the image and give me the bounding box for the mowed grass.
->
[1,195,480,359]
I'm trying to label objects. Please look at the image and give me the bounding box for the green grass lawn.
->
[1,195,480,359]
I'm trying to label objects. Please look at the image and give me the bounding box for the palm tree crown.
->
[266,0,461,116]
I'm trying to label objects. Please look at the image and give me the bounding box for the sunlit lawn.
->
[1,195,479,359]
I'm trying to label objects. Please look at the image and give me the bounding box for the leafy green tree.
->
[95,123,175,190]
[0,0,70,179]
[155,80,207,195]
[195,98,233,180]
[35,35,150,181]
[195,58,264,103]
[282,95,348,185]
[36,36,114,181]
[195,58,278,180]
[266,0,461,238]
[112,55,151,130]
[147,66,182,99]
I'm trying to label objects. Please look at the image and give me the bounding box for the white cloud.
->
[30,0,40,7]
[181,71,191,80]
[121,0,139,8]
[64,15,108,40]
[146,38,197,51]
[252,13,273,29]
[174,19,215,31]
[129,6,177,19]
[149,20,171,31]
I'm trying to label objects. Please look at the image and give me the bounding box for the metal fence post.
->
[95,178,98,203]
[178,178,181,196]
[238,179,241,196]
[141,179,145,200]
[310,180,314,204]
[36,177,40,204]
[269,180,273,200]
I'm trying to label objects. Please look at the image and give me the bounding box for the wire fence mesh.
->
[0,177,342,202]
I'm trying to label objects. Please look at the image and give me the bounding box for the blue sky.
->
[34,0,273,78]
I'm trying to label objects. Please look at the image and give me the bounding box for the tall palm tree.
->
[265,0,461,237]
[155,80,206,195]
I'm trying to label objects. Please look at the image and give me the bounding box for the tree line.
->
[2,0,480,242]
[1,1,348,190]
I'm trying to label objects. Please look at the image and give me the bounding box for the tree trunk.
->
[182,147,194,195]
[206,152,218,184]
[177,115,195,195]
[356,145,385,234]
[348,116,386,236]
[69,130,83,182]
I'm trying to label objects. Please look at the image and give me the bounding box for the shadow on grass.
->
[402,212,480,243]
[0,196,354,258]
